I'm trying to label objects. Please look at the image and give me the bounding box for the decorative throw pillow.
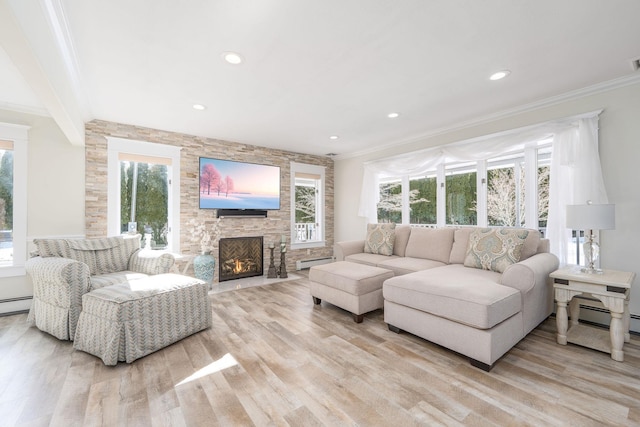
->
[463,228,529,273]
[364,223,396,256]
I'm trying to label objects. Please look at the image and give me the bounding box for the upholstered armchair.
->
[26,234,175,340]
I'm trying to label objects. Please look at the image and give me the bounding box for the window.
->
[445,163,477,226]
[537,148,551,231]
[0,123,27,276]
[409,174,437,224]
[486,156,524,227]
[0,142,14,265]
[119,156,170,249]
[291,162,325,248]
[372,143,551,234]
[377,178,402,224]
[107,138,181,253]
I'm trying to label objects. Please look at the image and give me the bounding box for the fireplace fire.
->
[219,236,264,282]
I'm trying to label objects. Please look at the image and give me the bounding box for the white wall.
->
[27,117,85,236]
[334,81,640,332]
[0,111,85,313]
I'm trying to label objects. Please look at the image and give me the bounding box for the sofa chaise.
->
[334,224,559,370]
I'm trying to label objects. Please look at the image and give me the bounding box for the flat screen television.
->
[199,157,281,210]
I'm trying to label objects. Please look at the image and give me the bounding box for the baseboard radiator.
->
[296,257,333,270]
[0,296,32,316]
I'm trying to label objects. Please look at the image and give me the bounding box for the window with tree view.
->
[487,158,524,227]
[377,179,402,223]
[120,157,169,250]
[372,144,551,234]
[294,175,320,243]
[409,175,437,224]
[446,165,477,226]
[537,148,551,231]
[0,142,13,265]
[291,162,325,246]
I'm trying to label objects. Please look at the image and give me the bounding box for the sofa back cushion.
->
[450,227,541,264]
[449,228,474,264]
[364,223,396,256]
[72,235,141,275]
[463,228,529,273]
[34,235,141,275]
[393,225,412,257]
[33,238,73,259]
[520,229,542,260]
[404,227,455,264]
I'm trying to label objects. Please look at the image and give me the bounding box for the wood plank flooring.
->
[1,276,640,426]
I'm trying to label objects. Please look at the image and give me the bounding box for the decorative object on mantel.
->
[566,201,615,274]
[187,217,222,284]
[279,235,288,278]
[267,243,278,278]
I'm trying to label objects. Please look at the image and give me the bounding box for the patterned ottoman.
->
[73,273,212,365]
[309,261,394,323]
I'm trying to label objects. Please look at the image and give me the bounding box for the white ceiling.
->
[2,0,640,158]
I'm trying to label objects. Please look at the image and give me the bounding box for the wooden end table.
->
[551,266,634,362]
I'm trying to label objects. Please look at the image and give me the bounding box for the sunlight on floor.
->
[175,353,239,386]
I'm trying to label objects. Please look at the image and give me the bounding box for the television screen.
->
[199,157,281,210]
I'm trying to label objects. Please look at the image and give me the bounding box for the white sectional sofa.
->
[335,225,559,371]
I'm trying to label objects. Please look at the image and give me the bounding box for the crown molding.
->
[335,74,640,161]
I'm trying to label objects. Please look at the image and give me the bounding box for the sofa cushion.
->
[67,235,141,275]
[520,229,541,260]
[345,253,398,267]
[393,225,412,257]
[309,261,394,296]
[449,228,473,264]
[33,238,73,259]
[364,223,396,256]
[383,265,520,329]
[377,257,446,276]
[464,228,529,273]
[450,227,542,264]
[90,271,149,291]
[404,227,454,264]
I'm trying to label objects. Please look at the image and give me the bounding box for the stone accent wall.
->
[85,120,334,281]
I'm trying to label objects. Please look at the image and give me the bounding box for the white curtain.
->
[358,111,606,261]
[546,116,608,264]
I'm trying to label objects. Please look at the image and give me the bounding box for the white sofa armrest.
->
[26,256,92,304]
[501,253,558,293]
[334,240,365,261]
[501,252,559,334]
[25,256,91,340]
[128,250,175,275]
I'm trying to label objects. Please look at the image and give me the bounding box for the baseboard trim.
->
[0,296,32,316]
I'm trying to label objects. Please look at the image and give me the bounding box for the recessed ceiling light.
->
[387,112,400,118]
[329,135,339,140]
[192,104,206,110]
[222,51,244,65]
[490,70,511,81]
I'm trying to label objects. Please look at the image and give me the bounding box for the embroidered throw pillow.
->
[364,223,396,256]
[463,228,529,273]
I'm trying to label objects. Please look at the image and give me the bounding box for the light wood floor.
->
[2,277,640,427]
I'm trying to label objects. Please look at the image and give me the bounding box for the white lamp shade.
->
[566,204,615,230]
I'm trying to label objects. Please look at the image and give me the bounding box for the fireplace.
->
[218,236,264,282]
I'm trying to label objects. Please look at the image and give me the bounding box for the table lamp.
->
[566,201,615,273]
